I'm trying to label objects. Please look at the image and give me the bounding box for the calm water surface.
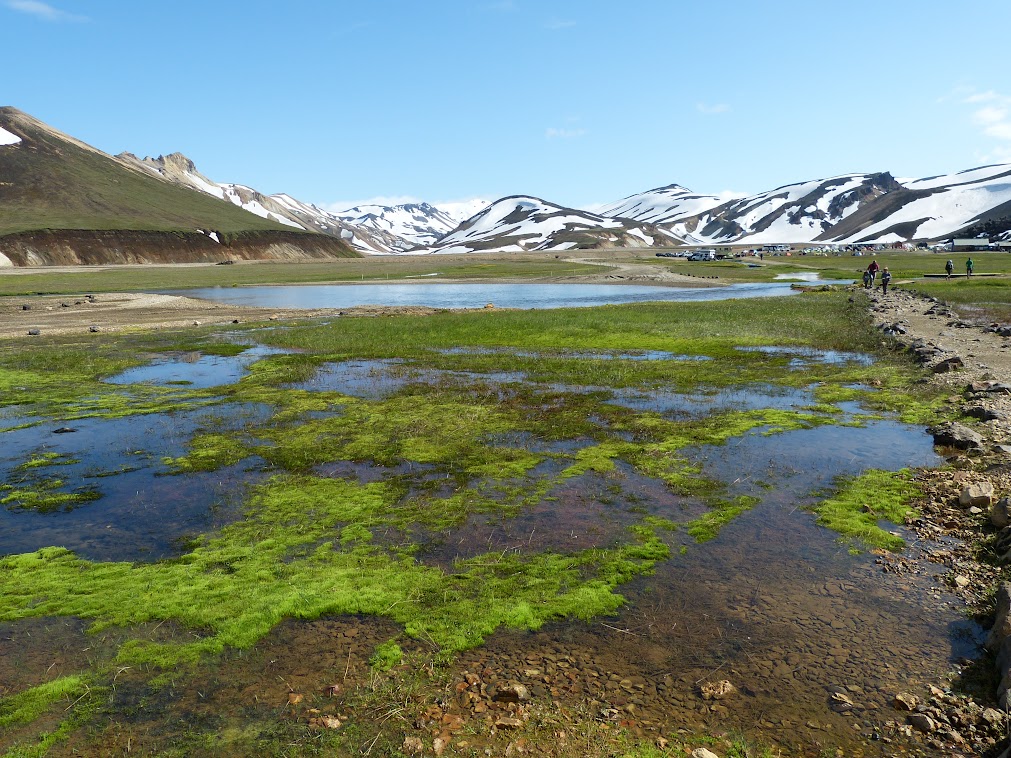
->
[163,281,822,310]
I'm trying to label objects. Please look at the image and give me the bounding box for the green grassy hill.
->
[0,107,305,236]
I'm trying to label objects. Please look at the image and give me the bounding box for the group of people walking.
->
[862,259,892,293]
[861,257,976,294]
[945,258,974,279]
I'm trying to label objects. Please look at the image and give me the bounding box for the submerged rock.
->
[699,680,736,701]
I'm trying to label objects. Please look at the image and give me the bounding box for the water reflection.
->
[161,281,830,310]
[0,406,271,560]
[105,345,285,388]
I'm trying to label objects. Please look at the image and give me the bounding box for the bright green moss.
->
[13,453,79,471]
[163,432,252,473]
[0,675,88,729]
[686,496,761,543]
[369,641,403,671]
[811,469,920,551]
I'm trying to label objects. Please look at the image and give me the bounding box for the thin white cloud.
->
[5,0,86,21]
[965,90,1002,104]
[696,103,730,115]
[964,90,1011,147]
[545,19,576,29]
[986,123,1011,141]
[545,127,587,139]
[973,105,1007,126]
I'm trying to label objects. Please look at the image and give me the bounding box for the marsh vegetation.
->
[0,280,975,756]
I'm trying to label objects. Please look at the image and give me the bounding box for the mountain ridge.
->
[0,107,358,265]
[5,107,1011,263]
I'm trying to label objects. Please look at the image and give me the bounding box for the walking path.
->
[865,284,1011,756]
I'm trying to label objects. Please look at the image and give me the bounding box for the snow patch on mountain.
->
[436,198,493,224]
[596,184,725,225]
[0,126,22,146]
[217,184,305,229]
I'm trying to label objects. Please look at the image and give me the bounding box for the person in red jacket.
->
[867,259,880,284]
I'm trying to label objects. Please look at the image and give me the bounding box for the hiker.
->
[945,259,954,280]
[862,269,872,288]
[867,259,880,283]
[966,257,974,278]
[880,267,892,295]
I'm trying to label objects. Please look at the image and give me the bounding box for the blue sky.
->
[4,0,1011,211]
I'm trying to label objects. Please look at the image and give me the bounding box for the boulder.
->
[692,750,721,758]
[908,713,936,733]
[998,637,1011,708]
[929,422,984,450]
[992,497,1011,529]
[964,405,1007,422]
[960,481,995,508]
[982,707,1007,729]
[893,692,919,711]
[995,528,1011,565]
[931,356,964,373]
[987,582,1011,651]
[491,682,530,703]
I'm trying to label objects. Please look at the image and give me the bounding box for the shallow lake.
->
[0,317,976,754]
[162,281,827,310]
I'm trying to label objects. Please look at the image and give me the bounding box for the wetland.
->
[0,259,1000,757]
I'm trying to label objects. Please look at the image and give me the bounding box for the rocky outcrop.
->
[928,421,984,450]
[0,228,359,266]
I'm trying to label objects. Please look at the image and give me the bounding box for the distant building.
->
[952,238,991,251]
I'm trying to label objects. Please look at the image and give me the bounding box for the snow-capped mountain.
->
[116,152,471,253]
[596,184,726,227]
[426,196,681,254]
[597,167,1011,245]
[333,202,482,249]
[601,174,900,245]
[118,148,1011,253]
[827,164,1011,243]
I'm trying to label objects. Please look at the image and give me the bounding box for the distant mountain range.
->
[130,149,1011,254]
[3,106,1011,265]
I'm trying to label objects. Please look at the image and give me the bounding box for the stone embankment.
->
[867,286,1011,756]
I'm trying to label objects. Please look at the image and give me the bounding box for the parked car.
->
[688,250,717,261]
